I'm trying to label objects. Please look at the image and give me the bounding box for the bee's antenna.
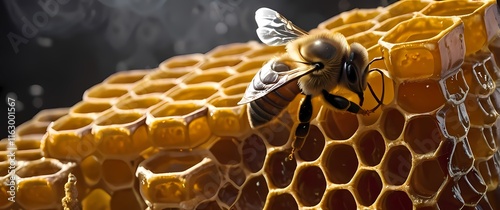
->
[367,68,386,112]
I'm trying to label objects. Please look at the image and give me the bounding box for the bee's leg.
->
[321,90,371,115]
[289,94,313,160]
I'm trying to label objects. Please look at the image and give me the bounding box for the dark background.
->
[0,0,394,138]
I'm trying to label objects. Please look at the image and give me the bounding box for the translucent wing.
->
[255,7,308,46]
[238,59,315,105]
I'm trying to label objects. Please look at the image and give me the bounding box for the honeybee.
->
[238,8,386,159]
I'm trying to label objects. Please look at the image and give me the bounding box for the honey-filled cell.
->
[319,108,359,140]
[297,125,325,161]
[381,108,405,140]
[234,175,268,210]
[265,150,297,188]
[381,145,412,186]
[266,193,299,210]
[449,139,474,177]
[132,79,177,96]
[354,170,383,207]
[70,100,112,116]
[217,182,239,207]
[440,68,469,105]
[397,79,446,113]
[409,159,447,199]
[436,181,465,210]
[458,168,487,206]
[209,138,241,165]
[84,84,129,101]
[404,116,443,155]
[101,159,134,190]
[462,61,495,97]
[110,188,146,210]
[322,144,358,184]
[378,190,413,210]
[183,69,232,85]
[437,103,470,139]
[169,84,219,101]
[295,166,327,207]
[358,130,385,166]
[375,0,430,22]
[324,189,357,210]
[241,134,266,173]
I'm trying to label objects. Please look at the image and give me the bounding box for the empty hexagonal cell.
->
[16,159,75,210]
[233,57,268,73]
[404,116,443,154]
[147,69,190,80]
[115,96,162,111]
[463,61,495,97]
[207,96,250,137]
[82,188,111,210]
[198,57,241,71]
[440,68,469,104]
[378,190,412,210]
[324,189,357,210]
[43,115,95,161]
[319,109,358,140]
[183,69,232,84]
[220,70,258,89]
[241,134,266,173]
[437,103,470,138]
[208,42,255,58]
[169,84,219,101]
[234,175,268,210]
[294,166,326,206]
[436,181,465,209]
[84,84,129,101]
[375,0,429,22]
[410,159,447,198]
[346,31,381,50]
[458,168,487,206]
[70,100,112,116]
[94,111,150,158]
[358,130,385,166]
[421,0,496,55]
[465,96,499,126]
[297,125,325,161]
[266,193,298,210]
[148,101,211,149]
[160,54,204,70]
[222,83,248,96]
[257,120,290,147]
[319,8,381,30]
[323,144,358,184]
[354,170,382,207]
[265,150,296,188]
[468,127,496,159]
[136,152,221,209]
[209,138,241,165]
[381,108,405,140]
[449,139,474,177]
[217,182,239,207]
[132,79,177,96]
[80,155,101,186]
[244,45,285,59]
[102,159,134,190]
[110,188,146,210]
[331,20,376,38]
[379,16,464,79]
[32,107,69,123]
[382,145,412,186]
[16,121,48,138]
[397,80,446,113]
[373,13,413,32]
[104,70,149,85]
[13,139,43,161]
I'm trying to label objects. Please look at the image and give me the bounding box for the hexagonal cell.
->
[357,130,385,166]
[330,20,376,37]
[397,80,446,113]
[483,53,500,82]
[375,0,429,22]
[404,116,443,154]
[102,159,134,190]
[319,8,381,30]
[410,159,447,198]
[43,115,95,161]
[16,121,48,138]
[82,188,111,210]
[266,193,298,210]
[84,84,129,101]
[32,107,69,123]
[379,16,464,80]
[160,53,204,70]
[346,31,382,52]
[207,96,250,137]
[436,181,465,209]
[382,145,412,186]
[148,101,211,149]
[234,175,268,210]
[209,138,241,165]
[449,139,474,177]
[104,70,149,85]
[147,69,190,80]
[115,96,162,111]
[322,144,358,184]
[198,57,241,71]
[70,100,112,116]
[169,84,219,101]
[324,189,357,210]
[244,45,285,59]
[378,190,412,210]
[458,168,487,206]
[132,79,177,96]
[220,70,258,89]
[241,134,266,173]
[477,156,500,190]
[468,127,496,159]
[16,159,75,210]
[228,165,246,186]
[421,0,497,55]
[257,120,290,147]
[265,150,296,188]
[80,155,101,186]
[94,111,149,158]
[373,13,413,32]
[354,170,382,207]
[183,68,232,85]
[463,60,495,97]
[381,108,405,140]
[294,166,326,206]
[217,182,238,207]
[297,125,325,161]
[14,138,43,161]
[233,57,268,73]
[465,96,499,126]
[222,83,248,97]
[110,188,146,210]
[436,103,470,139]
[319,109,358,140]
[208,42,255,58]
[136,152,221,209]
[439,68,469,105]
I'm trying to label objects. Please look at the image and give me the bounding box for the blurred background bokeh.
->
[0,0,395,138]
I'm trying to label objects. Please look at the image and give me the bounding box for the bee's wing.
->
[238,59,315,105]
[255,7,308,46]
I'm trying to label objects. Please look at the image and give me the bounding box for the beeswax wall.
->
[2,0,500,209]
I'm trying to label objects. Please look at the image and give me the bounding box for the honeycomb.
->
[2,0,500,209]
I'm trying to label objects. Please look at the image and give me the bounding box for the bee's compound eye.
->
[272,61,290,72]
[302,39,336,60]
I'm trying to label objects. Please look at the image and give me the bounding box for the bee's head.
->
[341,43,370,106]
